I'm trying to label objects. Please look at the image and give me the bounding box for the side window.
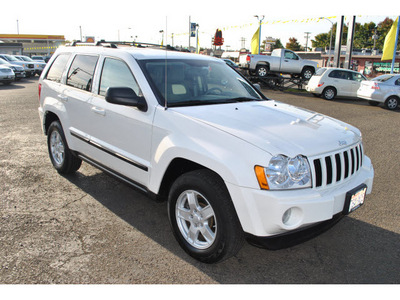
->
[284,51,298,60]
[99,57,141,97]
[395,79,400,86]
[45,53,71,83]
[66,55,98,92]
[328,70,340,78]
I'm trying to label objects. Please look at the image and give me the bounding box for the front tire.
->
[168,170,244,263]
[47,121,82,174]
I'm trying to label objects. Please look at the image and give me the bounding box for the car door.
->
[328,70,353,97]
[349,72,366,97]
[84,56,153,187]
[280,50,302,73]
[62,54,100,154]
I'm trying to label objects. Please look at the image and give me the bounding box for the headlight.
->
[255,155,311,190]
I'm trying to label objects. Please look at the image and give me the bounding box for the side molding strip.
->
[70,130,148,172]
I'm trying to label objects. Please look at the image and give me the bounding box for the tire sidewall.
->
[47,121,74,173]
[385,97,399,110]
[168,171,237,263]
[322,87,336,100]
[256,65,268,78]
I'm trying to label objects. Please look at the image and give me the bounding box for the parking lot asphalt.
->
[0,78,399,284]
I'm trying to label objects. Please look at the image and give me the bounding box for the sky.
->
[1,0,397,51]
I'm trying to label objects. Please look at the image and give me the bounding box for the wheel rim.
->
[324,89,335,100]
[258,67,267,77]
[175,190,217,250]
[303,70,313,79]
[50,130,65,166]
[387,98,398,109]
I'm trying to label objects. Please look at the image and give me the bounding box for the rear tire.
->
[384,96,399,110]
[256,65,269,78]
[322,87,336,100]
[301,67,314,80]
[168,169,244,263]
[47,121,82,174]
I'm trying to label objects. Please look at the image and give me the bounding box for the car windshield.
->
[21,56,34,62]
[140,59,263,107]
[4,55,19,62]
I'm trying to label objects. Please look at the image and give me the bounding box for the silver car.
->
[15,55,47,76]
[0,65,15,85]
[0,58,26,80]
[357,74,400,110]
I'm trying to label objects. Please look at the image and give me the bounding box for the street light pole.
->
[254,15,265,54]
[320,17,334,67]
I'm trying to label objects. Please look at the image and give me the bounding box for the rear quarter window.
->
[315,68,326,76]
[45,53,71,83]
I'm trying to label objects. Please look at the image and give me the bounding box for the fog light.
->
[282,208,292,225]
[282,207,302,227]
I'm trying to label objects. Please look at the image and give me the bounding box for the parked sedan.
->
[357,74,400,110]
[0,65,15,85]
[306,67,367,100]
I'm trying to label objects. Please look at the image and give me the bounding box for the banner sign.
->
[190,23,196,37]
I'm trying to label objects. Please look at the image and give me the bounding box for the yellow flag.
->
[382,17,399,61]
[251,27,260,54]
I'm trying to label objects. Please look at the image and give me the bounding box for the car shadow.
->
[64,169,400,284]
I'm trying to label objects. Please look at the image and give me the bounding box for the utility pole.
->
[16,19,19,34]
[304,32,311,52]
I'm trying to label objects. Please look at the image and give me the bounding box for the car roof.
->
[54,45,219,62]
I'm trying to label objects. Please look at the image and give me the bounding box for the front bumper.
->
[227,156,374,237]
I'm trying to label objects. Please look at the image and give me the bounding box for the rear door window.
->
[66,55,99,92]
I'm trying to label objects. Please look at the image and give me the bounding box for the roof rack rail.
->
[69,40,182,51]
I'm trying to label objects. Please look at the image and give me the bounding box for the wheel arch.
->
[156,157,224,202]
[43,111,61,135]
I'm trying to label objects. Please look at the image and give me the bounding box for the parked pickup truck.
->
[239,49,319,80]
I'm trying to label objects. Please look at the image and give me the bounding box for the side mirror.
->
[105,87,148,112]
[253,83,261,91]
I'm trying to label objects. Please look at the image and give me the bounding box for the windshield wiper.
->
[229,97,259,102]
[168,97,260,107]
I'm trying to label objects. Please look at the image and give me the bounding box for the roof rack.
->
[69,40,183,52]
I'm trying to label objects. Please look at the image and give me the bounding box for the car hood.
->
[173,100,361,157]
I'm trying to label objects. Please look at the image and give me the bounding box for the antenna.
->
[164,16,168,110]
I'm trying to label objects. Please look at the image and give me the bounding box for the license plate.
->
[343,184,367,214]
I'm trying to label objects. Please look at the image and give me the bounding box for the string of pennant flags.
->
[172,16,341,37]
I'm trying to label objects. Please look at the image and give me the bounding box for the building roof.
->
[0,34,65,41]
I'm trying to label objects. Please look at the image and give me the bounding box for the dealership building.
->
[0,34,65,56]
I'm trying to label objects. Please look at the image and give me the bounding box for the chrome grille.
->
[312,143,363,188]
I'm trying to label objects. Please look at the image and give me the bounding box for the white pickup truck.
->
[239,49,319,80]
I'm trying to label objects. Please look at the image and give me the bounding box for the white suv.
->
[38,43,374,263]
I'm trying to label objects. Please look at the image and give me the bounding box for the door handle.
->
[91,106,106,116]
[58,94,68,102]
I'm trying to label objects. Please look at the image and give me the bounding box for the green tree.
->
[311,32,330,48]
[286,37,303,51]
[272,38,284,50]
